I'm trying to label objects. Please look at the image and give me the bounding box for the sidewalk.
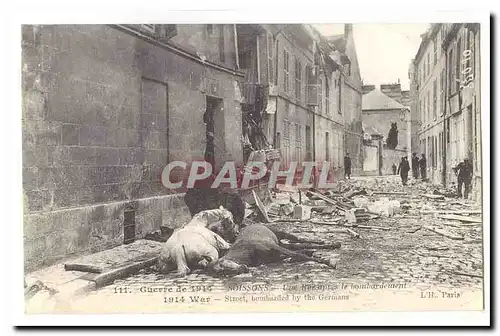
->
[25,239,164,312]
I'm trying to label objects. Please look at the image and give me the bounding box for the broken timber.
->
[439,214,482,223]
[420,210,482,215]
[64,263,104,274]
[252,190,271,223]
[354,225,390,231]
[424,226,465,240]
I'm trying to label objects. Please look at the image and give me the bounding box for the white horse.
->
[158,207,239,276]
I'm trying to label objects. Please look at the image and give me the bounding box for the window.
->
[456,38,462,92]
[448,48,454,94]
[427,53,431,75]
[141,24,156,34]
[267,33,274,85]
[283,116,291,167]
[206,24,214,36]
[440,70,446,115]
[305,126,312,160]
[338,76,342,114]
[325,79,330,116]
[433,80,437,119]
[433,36,438,65]
[274,40,279,86]
[427,91,431,124]
[283,49,290,94]
[294,58,302,102]
[295,123,302,165]
[318,77,323,114]
[306,64,319,106]
[325,132,330,162]
[219,25,225,63]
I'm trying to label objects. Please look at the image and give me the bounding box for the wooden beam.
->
[424,226,465,240]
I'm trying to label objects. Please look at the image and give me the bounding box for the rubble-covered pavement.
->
[56,175,483,311]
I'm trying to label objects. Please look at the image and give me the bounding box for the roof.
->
[363,125,381,136]
[327,34,346,53]
[362,88,406,111]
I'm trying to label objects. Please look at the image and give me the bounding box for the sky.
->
[315,23,430,91]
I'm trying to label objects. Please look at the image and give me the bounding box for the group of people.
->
[393,153,473,199]
[392,153,427,186]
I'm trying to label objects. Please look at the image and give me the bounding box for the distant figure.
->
[419,154,427,180]
[453,158,473,199]
[392,163,397,175]
[344,153,352,179]
[411,153,419,179]
[397,156,410,186]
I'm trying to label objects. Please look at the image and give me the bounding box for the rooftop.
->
[362,88,406,111]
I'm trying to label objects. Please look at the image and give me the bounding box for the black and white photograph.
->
[10,5,490,326]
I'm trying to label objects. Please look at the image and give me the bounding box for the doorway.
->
[205,96,224,171]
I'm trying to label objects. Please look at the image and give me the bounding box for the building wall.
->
[22,24,244,271]
[362,109,410,150]
[413,24,447,185]
[411,23,481,195]
[341,27,363,175]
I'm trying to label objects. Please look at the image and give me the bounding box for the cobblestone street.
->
[68,176,483,312]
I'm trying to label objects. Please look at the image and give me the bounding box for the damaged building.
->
[361,84,411,175]
[409,23,481,200]
[22,23,364,271]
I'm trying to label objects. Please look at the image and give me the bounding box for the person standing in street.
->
[453,158,473,199]
[392,163,397,175]
[411,152,419,180]
[419,154,427,180]
[397,156,410,186]
[344,153,352,180]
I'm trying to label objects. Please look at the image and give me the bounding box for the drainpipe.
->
[233,25,240,70]
[273,33,279,148]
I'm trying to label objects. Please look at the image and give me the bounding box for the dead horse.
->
[208,224,338,276]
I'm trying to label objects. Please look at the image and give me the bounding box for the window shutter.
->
[306,65,319,106]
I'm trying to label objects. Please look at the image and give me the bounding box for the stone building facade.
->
[22,24,246,271]
[327,25,364,176]
[22,23,364,271]
[410,23,481,198]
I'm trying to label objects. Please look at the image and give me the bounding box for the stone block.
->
[95,147,120,166]
[22,89,46,120]
[24,189,52,212]
[293,205,311,220]
[65,147,96,166]
[79,125,107,146]
[23,167,38,191]
[61,124,80,146]
[37,168,58,189]
[119,148,146,166]
[53,187,79,209]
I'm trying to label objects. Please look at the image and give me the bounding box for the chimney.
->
[345,24,353,36]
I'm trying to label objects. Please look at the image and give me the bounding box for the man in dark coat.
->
[344,153,352,179]
[411,153,419,179]
[392,163,397,175]
[453,158,473,199]
[419,154,427,180]
[397,156,410,186]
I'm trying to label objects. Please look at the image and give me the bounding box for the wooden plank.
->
[373,191,408,195]
[355,225,390,231]
[424,226,465,240]
[308,191,342,207]
[252,190,271,223]
[92,257,158,289]
[420,210,482,215]
[423,194,445,200]
[310,218,343,225]
[346,228,360,238]
[439,214,482,223]
[64,263,104,274]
